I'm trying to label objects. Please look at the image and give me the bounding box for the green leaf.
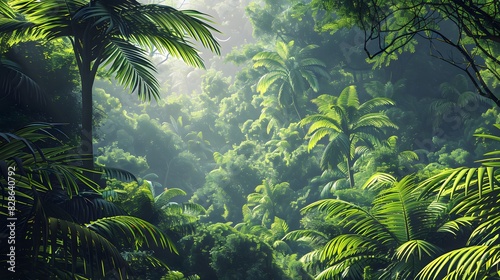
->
[87,215,177,254]
[102,39,160,101]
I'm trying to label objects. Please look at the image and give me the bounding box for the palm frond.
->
[450,187,500,216]
[87,215,177,254]
[61,192,127,223]
[275,40,291,60]
[417,245,500,280]
[34,217,130,279]
[72,2,130,35]
[9,0,78,40]
[181,202,206,216]
[311,94,336,113]
[0,16,44,45]
[399,150,420,162]
[301,114,339,130]
[457,91,486,108]
[362,172,397,191]
[305,127,332,151]
[126,15,213,69]
[302,199,396,246]
[315,234,388,280]
[0,57,43,99]
[337,85,359,109]
[320,179,349,197]
[154,187,186,207]
[301,69,320,92]
[468,214,500,245]
[136,5,220,54]
[253,51,286,69]
[371,175,430,242]
[300,57,326,68]
[98,166,138,182]
[0,123,99,196]
[419,167,497,199]
[284,229,330,246]
[256,71,285,94]
[319,234,382,263]
[103,38,160,101]
[289,68,306,94]
[0,1,15,18]
[436,217,476,236]
[395,239,444,262]
[298,43,319,54]
[357,97,396,115]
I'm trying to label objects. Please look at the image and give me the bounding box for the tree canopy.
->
[315,0,500,105]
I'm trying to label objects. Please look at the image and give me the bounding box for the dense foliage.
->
[1,0,500,279]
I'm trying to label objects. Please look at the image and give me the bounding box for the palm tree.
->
[244,180,293,227]
[0,123,174,279]
[297,173,451,279]
[300,86,397,188]
[1,0,220,171]
[253,40,329,121]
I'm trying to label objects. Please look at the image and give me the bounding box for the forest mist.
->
[1,0,500,279]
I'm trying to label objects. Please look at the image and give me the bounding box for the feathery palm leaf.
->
[87,215,176,253]
[154,188,186,207]
[284,229,330,247]
[98,166,138,182]
[417,245,500,280]
[302,199,396,246]
[419,166,497,199]
[413,125,500,278]
[256,71,286,94]
[29,217,130,279]
[102,38,161,101]
[0,57,43,100]
[301,174,450,279]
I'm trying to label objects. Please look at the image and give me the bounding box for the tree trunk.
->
[80,67,95,172]
[346,156,355,188]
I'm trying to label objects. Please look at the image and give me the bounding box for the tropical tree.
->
[297,173,454,280]
[0,0,220,171]
[253,40,329,121]
[243,180,297,227]
[0,123,174,279]
[300,85,397,188]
